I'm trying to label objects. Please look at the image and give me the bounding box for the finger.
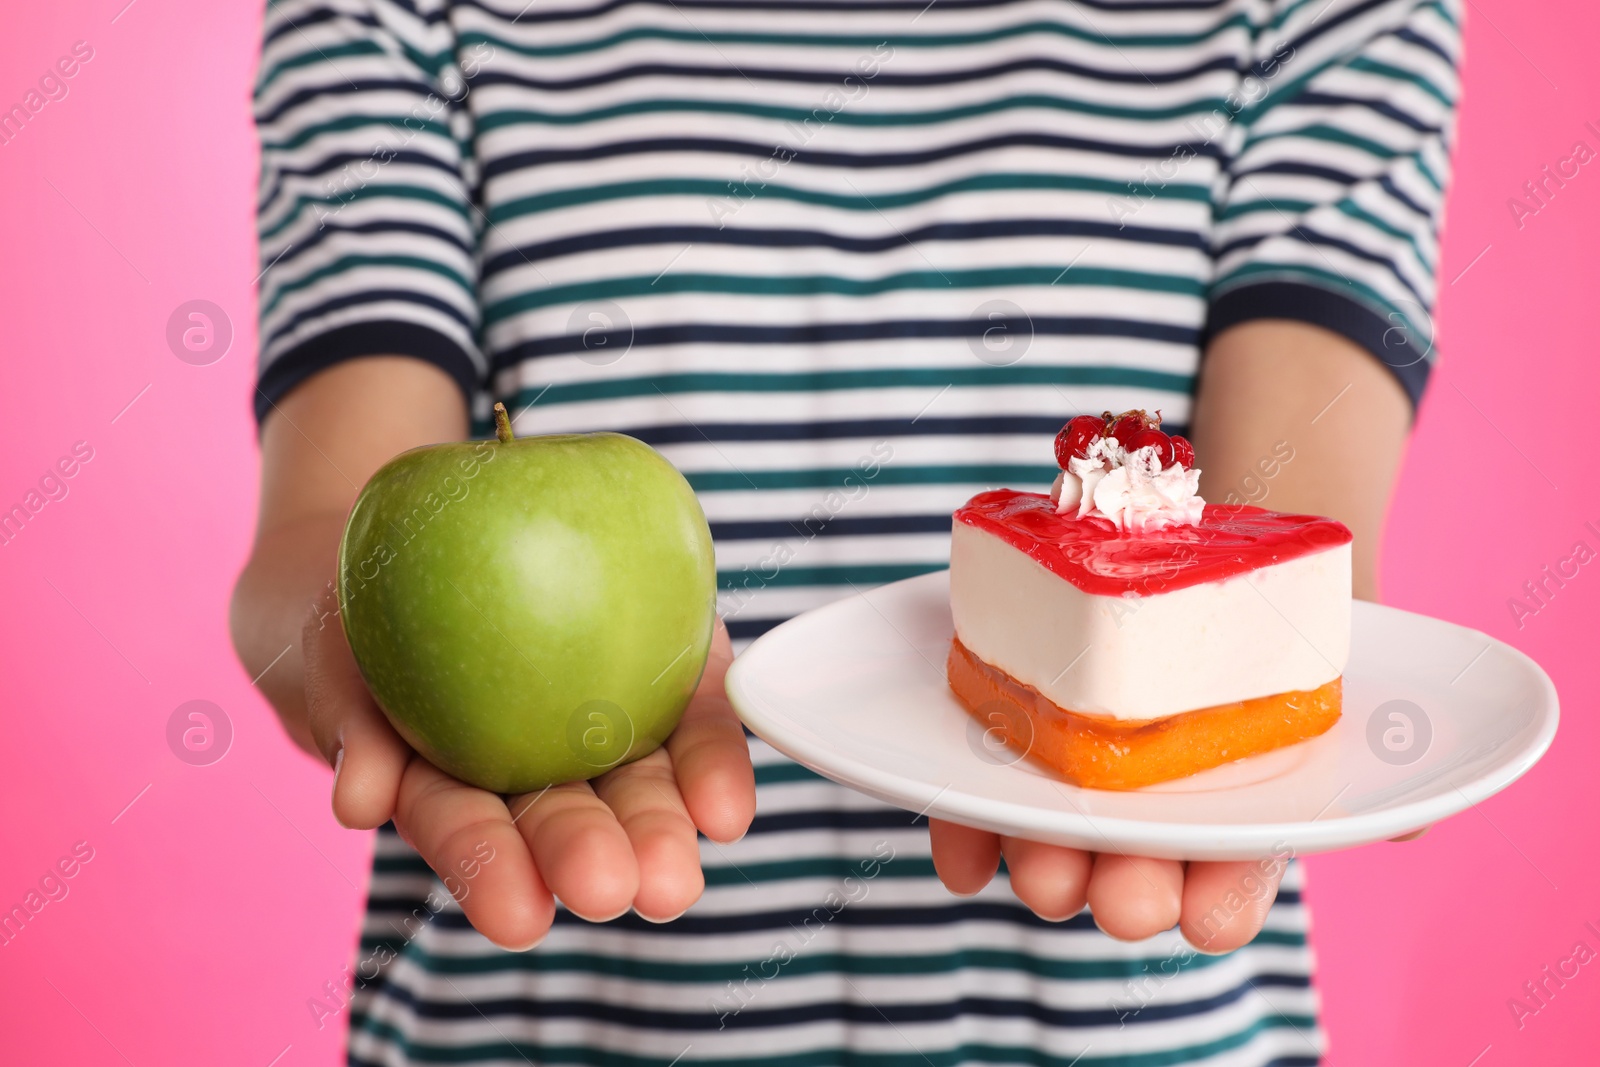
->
[508,780,639,922]
[1086,854,1183,941]
[392,757,553,950]
[592,748,704,921]
[302,593,410,830]
[928,819,1001,896]
[1389,827,1430,842]
[666,621,756,844]
[1180,859,1285,954]
[999,838,1093,921]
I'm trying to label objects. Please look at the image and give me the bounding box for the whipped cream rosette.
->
[1049,410,1205,532]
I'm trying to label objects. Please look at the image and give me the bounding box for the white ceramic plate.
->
[726,570,1558,860]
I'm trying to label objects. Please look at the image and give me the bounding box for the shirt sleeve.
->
[1207,0,1462,409]
[252,0,484,425]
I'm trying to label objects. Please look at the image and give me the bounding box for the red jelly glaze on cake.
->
[955,490,1352,597]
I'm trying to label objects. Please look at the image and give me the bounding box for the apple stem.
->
[493,402,515,444]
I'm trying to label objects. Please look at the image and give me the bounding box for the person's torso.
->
[452,0,1244,644]
[339,3,1321,1063]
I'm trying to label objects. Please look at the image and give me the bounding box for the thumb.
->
[302,588,412,829]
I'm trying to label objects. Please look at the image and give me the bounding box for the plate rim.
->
[726,570,1560,860]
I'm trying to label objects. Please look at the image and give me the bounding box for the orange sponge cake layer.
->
[947,637,1341,790]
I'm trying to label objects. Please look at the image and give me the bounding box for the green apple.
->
[337,404,717,794]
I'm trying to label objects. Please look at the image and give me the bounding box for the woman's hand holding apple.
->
[301,587,755,948]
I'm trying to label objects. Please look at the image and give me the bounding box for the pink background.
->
[0,1,1593,1064]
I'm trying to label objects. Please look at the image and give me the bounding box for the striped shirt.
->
[253,0,1459,1062]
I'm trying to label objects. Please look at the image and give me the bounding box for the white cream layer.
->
[948,520,1351,721]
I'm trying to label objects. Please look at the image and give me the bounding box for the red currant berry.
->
[1105,409,1154,449]
[1124,427,1174,465]
[1053,414,1106,467]
[1169,434,1195,468]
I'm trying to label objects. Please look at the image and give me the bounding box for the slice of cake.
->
[947,410,1352,790]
